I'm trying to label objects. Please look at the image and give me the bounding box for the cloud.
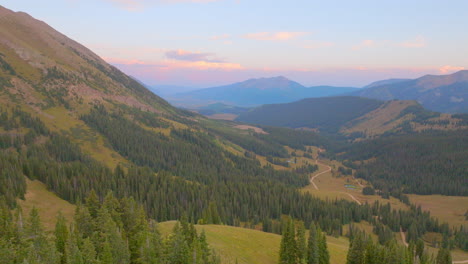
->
[165,49,224,63]
[104,0,221,11]
[398,35,426,48]
[439,65,465,74]
[244,32,308,41]
[352,39,376,50]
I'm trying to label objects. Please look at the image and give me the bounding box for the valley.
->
[0,4,466,264]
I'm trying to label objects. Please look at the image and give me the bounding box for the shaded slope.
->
[236,96,384,133]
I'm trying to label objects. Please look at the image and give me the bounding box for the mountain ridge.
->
[169,76,359,107]
[353,70,468,113]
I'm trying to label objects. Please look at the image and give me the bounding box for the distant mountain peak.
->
[354,70,468,113]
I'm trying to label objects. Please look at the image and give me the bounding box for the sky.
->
[4,0,468,88]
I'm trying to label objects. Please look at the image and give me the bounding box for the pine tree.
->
[346,232,366,264]
[140,221,162,264]
[279,218,297,264]
[55,212,69,264]
[436,248,452,264]
[296,221,307,264]
[318,231,330,264]
[85,190,100,219]
[307,223,319,264]
[24,207,60,264]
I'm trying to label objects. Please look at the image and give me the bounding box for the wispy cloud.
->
[352,39,376,50]
[165,49,224,63]
[398,35,426,48]
[210,34,232,44]
[439,65,465,74]
[244,32,308,41]
[104,0,221,11]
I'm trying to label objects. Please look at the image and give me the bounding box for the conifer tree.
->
[346,232,366,264]
[296,221,307,264]
[436,248,452,264]
[307,223,319,264]
[55,212,69,264]
[279,218,297,264]
[318,231,330,264]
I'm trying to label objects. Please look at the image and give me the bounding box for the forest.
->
[0,105,466,257]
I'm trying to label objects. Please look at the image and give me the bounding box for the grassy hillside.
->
[17,178,75,231]
[158,221,349,264]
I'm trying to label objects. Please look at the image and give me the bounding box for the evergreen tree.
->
[279,218,297,264]
[318,231,329,264]
[307,223,319,264]
[436,248,452,264]
[296,222,307,264]
[55,212,69,264]
[346,232,366,264]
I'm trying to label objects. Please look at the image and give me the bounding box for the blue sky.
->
[4,0,468,87]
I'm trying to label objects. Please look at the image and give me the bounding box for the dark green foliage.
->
[436,248,452,264]
[396,104,440,122]
[339,130,468,196]
[346,229,438,264]
[236,96,384,133]
[0,192,221,264]
[256,126,335,151]
[81,105,307,186]
[373,223,393,245]
[280,219,330,264]
[362,187,375,196]
[279,218,297,264]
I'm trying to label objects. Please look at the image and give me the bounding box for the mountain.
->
[363,78,411,89]
[236,96,468,137]
[236,96,385,133]
[354,71,468,113]
[169,76,358,107]
[148,84,197,96]
[1,6,467,263]
[0,5,363,236]
[194,103,250,116]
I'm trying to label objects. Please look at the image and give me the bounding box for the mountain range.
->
[167,76,359,107]
[352,70,468,113]
[236,96,467,138]
[162,71,467,114]
[0,5,467,264]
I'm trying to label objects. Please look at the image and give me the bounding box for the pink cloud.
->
[244,32,308,41]
[165,49,224,63]
[104,0,221,11]
[108,57,457,88]
[352,39,376,50]
[439,65,465,74]
[398,35,426,48]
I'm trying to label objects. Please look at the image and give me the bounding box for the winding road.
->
[309,160,466,264]
[310,160,331,190]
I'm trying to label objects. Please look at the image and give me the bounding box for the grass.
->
[158,221,349,264]
[408,194,468,228]
[16,178,75,231]
[40,107,128,168]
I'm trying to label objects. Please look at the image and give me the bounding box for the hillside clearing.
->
[158,221,349,264]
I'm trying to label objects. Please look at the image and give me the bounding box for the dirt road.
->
[310,160,331,190]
